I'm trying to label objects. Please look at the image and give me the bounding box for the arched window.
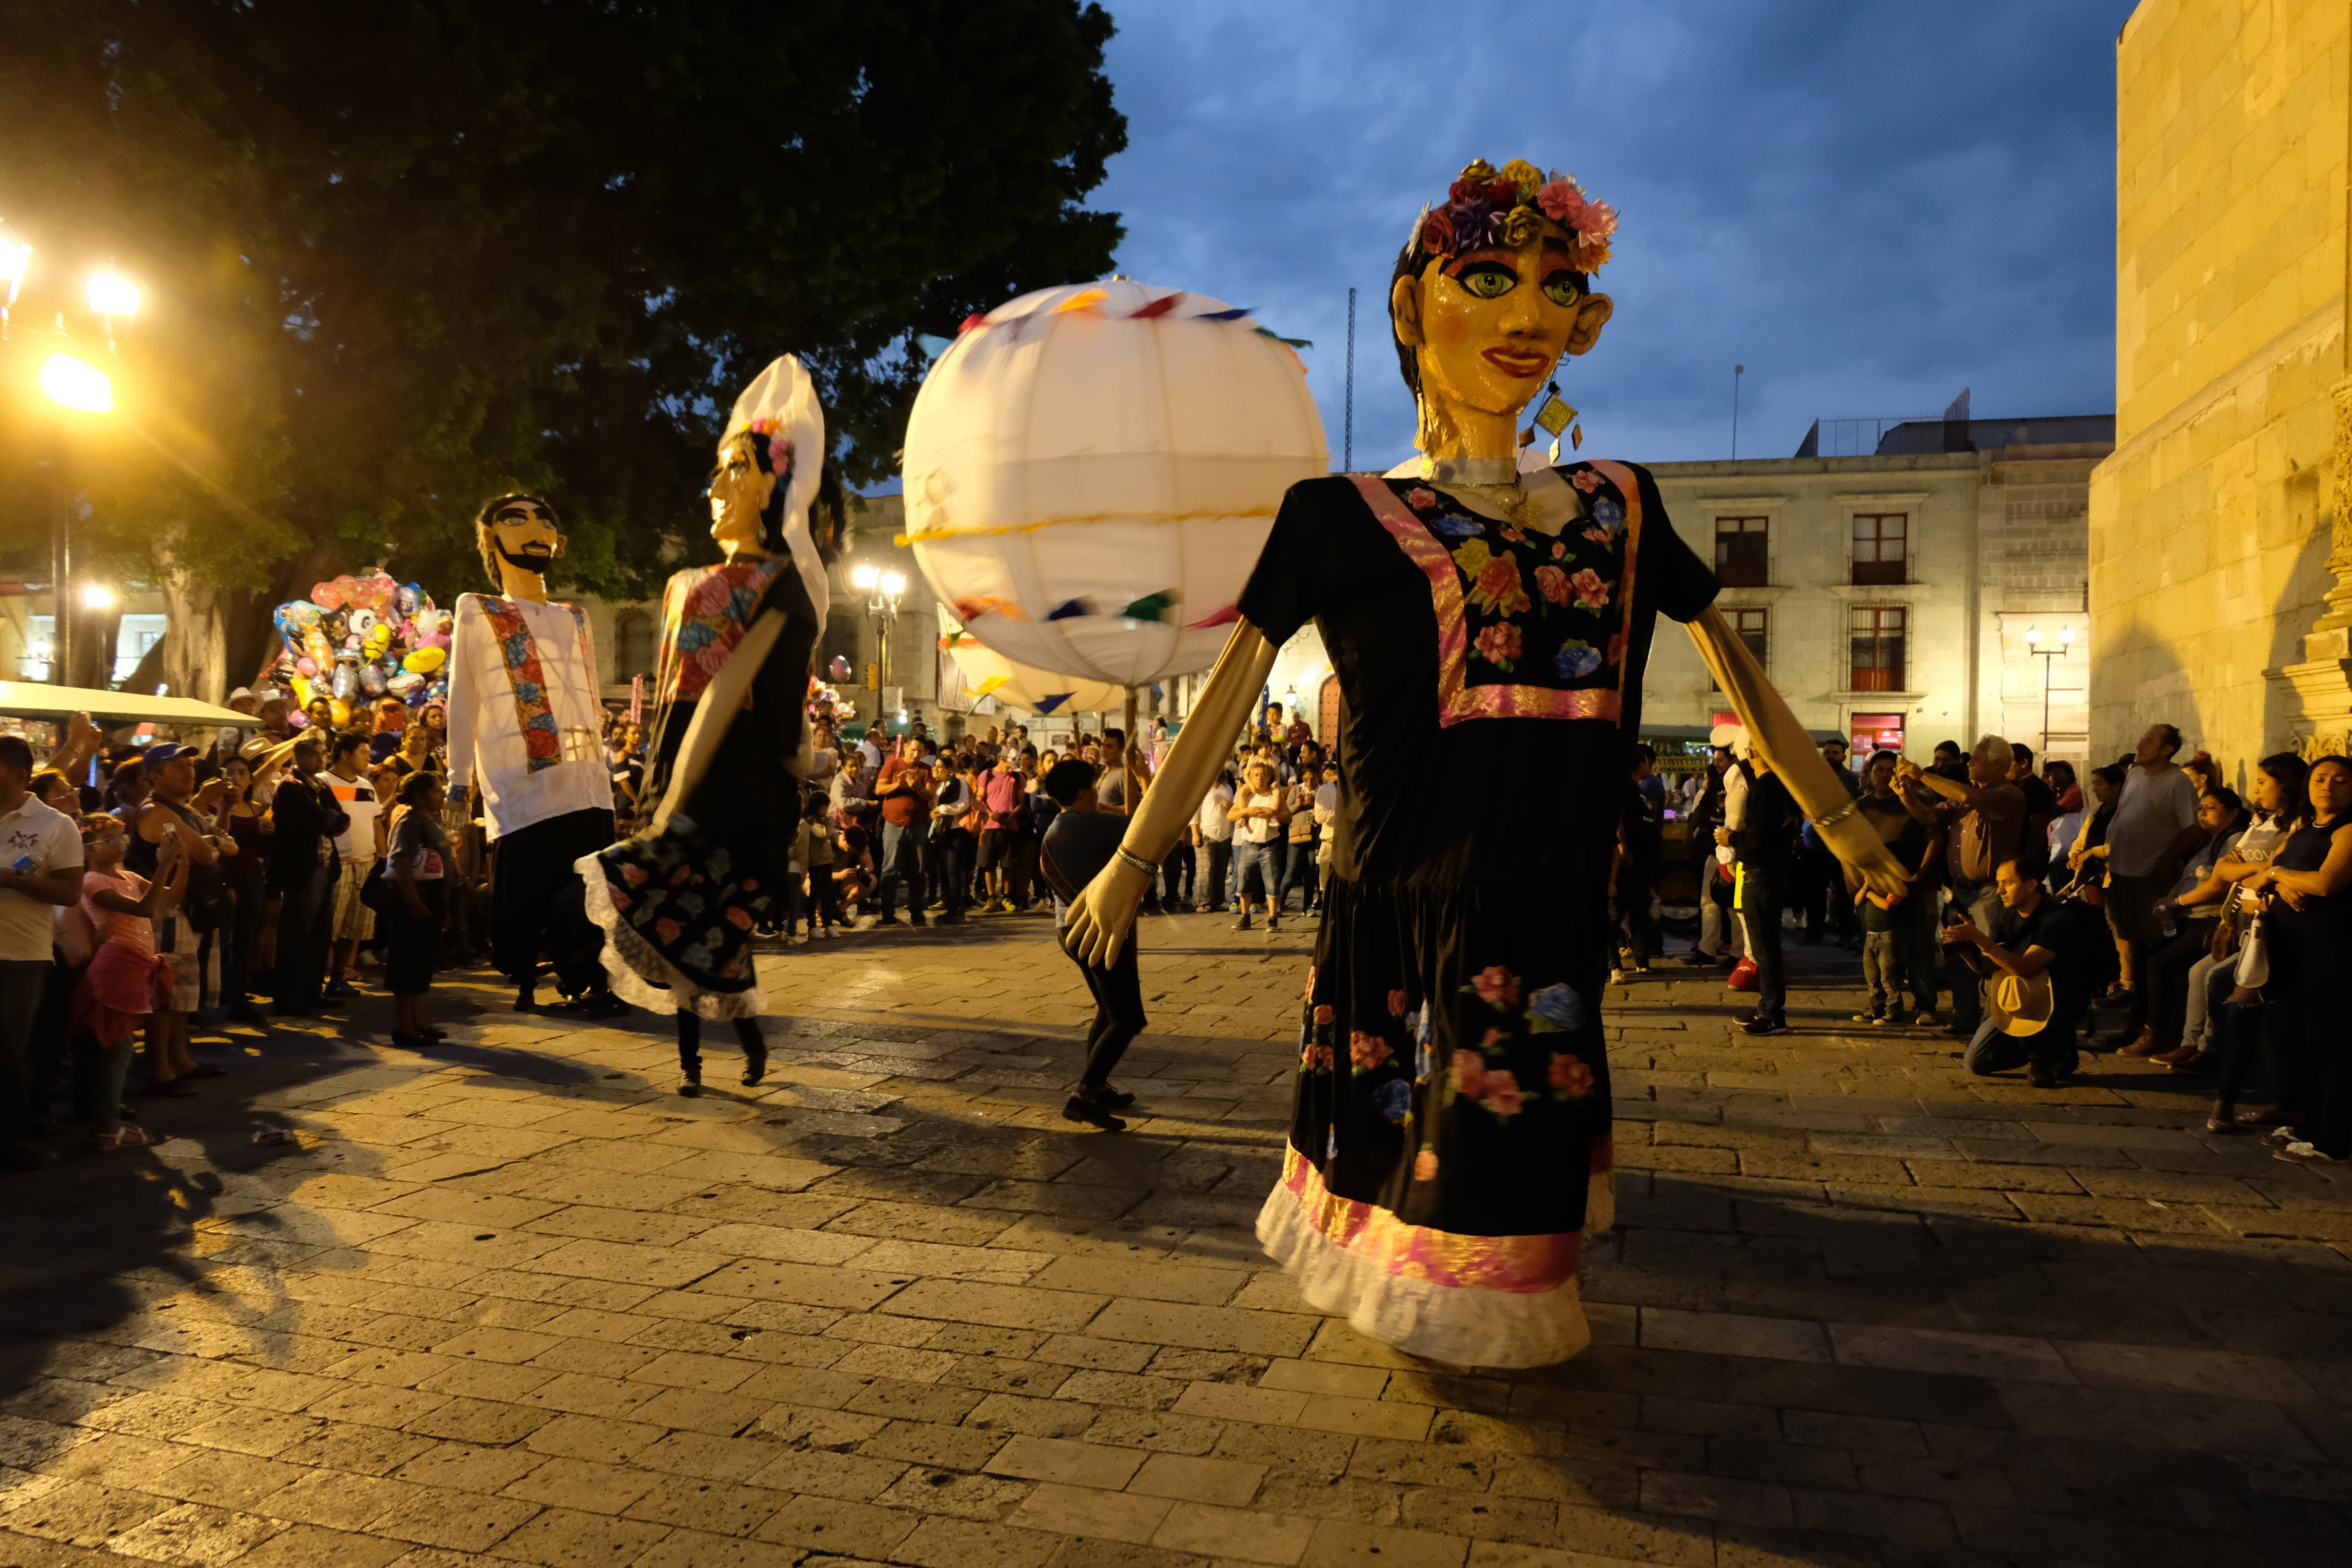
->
[613,610,656,679]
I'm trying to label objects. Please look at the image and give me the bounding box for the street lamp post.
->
[19,246,142,685]
[849,563,907,731]
[2024,624,2074,759]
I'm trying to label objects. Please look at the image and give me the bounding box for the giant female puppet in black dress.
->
[1063,161,1908,1368]
[579,355,842,1093]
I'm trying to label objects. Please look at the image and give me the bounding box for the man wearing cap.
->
[446,493,620,1016]
[1942,857,2089,1088]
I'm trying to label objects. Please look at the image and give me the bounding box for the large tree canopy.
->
[0,0,1124,693]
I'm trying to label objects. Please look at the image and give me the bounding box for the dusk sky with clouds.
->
[1081,0,2138,472]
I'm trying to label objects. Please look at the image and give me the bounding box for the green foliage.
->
[0,0,1126,608]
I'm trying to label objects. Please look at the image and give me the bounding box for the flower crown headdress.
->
[1411,158,1617,272]
[739,418,796,479]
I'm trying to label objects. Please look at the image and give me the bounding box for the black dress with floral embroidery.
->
[1239,461,1717,1367]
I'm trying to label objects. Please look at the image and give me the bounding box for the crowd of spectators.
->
[1636,720,2352,1161]
[15,683,2339,1168]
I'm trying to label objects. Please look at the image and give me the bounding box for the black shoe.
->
[1095,1086,1137,1110]
[1742,1015,1789,1036]
[323,979,359,1000]
[742,1050,769,1088]
[391,1031,430,1051]
[677,1076,703,1098]
[1233,915,1252,931]
[420,1026,448,1041]
[1061,1094,1127,1132]
[909,913,928,928]
[576,993,629,1021]
[876,915,903,927]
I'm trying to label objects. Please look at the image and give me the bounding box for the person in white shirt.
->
[445,494,621,1015]
[1195,770,1236,913]
[0,734,85,1171]
[1228,759,1288,933]
[2102,722,2203,1040]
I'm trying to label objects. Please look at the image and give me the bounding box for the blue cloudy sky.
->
[1085,0,2138,470]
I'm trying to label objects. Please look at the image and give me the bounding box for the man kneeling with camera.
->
[1941,859,2092,1089]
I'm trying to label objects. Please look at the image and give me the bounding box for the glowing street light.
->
[38,351,113,413]
[85,271,142,319]
[851,562,909,725]
[78,583,115,610]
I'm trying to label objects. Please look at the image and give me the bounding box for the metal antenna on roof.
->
[1732,365,1745,459]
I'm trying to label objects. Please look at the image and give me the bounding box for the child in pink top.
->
[74,817,183,1150]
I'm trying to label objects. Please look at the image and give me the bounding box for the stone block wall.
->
[2089,0,2348,778]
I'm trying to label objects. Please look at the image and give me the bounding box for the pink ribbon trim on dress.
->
[1278,1144,1582,1294]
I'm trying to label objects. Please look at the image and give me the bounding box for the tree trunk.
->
[154,538,337,705]
[157,562,233,706]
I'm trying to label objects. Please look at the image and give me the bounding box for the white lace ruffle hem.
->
[1254,1179,1601,1370]
[571,851,766,1021]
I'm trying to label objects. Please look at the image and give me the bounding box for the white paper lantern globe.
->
[901,279,1330,688]
[937,608,1123,717]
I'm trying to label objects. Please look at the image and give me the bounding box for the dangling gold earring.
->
[1528,380,1578,461]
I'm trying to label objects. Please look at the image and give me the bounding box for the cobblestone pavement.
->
[3,911,2350,1568]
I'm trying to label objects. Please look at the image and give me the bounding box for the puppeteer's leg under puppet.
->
[1055,159,1910,1368]
[443,495,622,1016]
[578,356,839,1094]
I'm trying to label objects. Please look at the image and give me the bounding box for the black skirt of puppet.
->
[1237,462,1719,1368]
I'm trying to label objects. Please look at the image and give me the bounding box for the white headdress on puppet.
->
[724,354,831,627]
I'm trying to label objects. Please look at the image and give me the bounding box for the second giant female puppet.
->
[1062,160,1909,1368]
[579,356,841,1094]
[445,495,623,1017]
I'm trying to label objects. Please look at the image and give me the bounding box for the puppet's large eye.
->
[1540,269,1583,307]
[1454,262,1517,300]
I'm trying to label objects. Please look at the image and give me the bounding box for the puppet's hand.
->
[1062,856,1152,968]
[1818,811,1910,901]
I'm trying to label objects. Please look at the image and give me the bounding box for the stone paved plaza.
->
[2,912,2349,1568]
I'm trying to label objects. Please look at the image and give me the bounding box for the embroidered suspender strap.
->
[476,598,566,775]
[1582,459,1645,700]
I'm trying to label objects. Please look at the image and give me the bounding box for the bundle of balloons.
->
[269,570,454,728]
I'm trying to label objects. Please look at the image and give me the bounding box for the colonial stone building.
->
[2090,0,2350,774]
[1638,423,2105,763]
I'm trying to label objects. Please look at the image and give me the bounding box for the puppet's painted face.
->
[489,499,565,574]
[707,434,774,561]
[1405,224,1612,424]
